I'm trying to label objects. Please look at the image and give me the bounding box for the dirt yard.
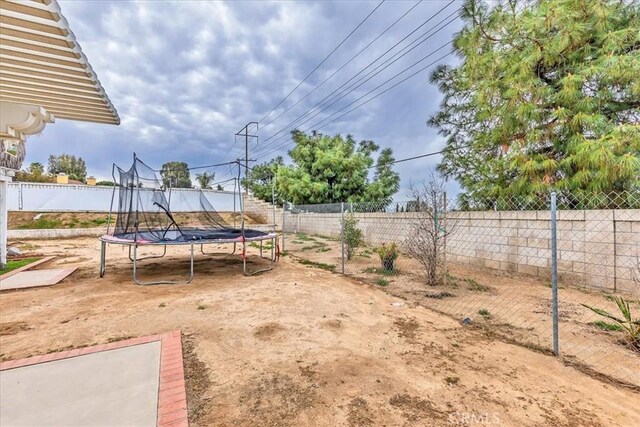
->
[283,232,640,389]
[1,237,639,426]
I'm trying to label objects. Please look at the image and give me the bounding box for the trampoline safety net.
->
[112,156,265,242]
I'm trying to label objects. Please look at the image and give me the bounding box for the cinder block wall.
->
[279,208,640,293]
[243,194,282,228]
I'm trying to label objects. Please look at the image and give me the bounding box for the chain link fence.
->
[282,191,640,387]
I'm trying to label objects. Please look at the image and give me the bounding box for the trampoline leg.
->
[132,243,194,285]
[243,239,247,275]
[243,237,277,276]
[129,244,167,262]
[201,242,237,256]
[99,240,106,278]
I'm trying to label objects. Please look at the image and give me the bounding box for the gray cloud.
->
[24,0,462,197]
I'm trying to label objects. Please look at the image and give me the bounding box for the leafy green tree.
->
[95,180,116,186]
[28,162,44,175]
[364,148,401,206]
[160,161,192,188]
[47,154,87,182]
[242,156,284,203]
[195,171,215,189]
[216,184,224,191]
[15,162,51,183]
[430,0,640,207]
[275,130,400,205]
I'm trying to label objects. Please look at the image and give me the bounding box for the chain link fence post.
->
[282,201,286,254]
[341,201,345,274]
[443,191,448,287]
[551,190,559,355]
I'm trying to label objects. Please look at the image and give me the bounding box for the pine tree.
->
[430,0,640,208]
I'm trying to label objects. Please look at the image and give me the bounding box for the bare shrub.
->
[404,171,455,286]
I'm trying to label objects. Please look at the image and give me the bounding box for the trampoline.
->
[99,155,278,285]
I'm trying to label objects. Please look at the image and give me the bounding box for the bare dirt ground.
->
[283,232,640,389]
[1,237,639,426]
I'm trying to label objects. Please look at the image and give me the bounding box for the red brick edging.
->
[0,331,188,427]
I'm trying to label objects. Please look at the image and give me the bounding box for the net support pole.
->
[106,164,117,236]
[341,202,345,274]
[99,240,106,278]
[282,201,286,254]
[551,191,559,355]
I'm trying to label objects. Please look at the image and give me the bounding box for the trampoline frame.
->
[99,155,279,285]
[99,233,277,285]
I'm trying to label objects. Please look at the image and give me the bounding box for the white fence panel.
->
[6,183,240,212]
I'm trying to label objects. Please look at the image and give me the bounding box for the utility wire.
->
[258,0,458,148]
[254,45,453,160]
[243,142,471,176]
[261,0,423,129]
[254,15,457,158]
[258,0,386,124]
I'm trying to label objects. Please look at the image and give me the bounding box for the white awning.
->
[0,0,120,125]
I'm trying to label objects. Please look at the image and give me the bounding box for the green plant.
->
[17,217,62,229]
[342,212,363,260]
[376,242,399,272]
[197,304,207,310]
[592,321,622,332]
[478,309,491,320]
[375,278,389,287]
[298,259,335,272]
[0,258,40,273]
[425,291,455,299]
[466,278,490,292]
[582,297,640,350]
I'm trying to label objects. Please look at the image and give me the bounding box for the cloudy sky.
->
[25,0,464,197]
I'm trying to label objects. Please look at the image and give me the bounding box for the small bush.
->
[375,278,389,287]
[478,308,491,319]
[377,243,399,272]
[582,296,639,350]
[466,279,490,292]
[342,213,364,260]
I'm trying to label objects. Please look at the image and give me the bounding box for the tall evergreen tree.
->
[430,0,640,208]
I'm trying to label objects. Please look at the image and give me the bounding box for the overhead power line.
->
[257,0,458,150]
[258,0,386,124]
[253,45,453,160]
[261,0,423,129]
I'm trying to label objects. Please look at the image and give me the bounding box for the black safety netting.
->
[111,156,268,243]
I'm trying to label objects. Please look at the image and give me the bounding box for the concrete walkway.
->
[0,268,76,291]
[0,331,187,427]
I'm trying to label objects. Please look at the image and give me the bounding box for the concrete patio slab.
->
[0,331,188,427]
[0,267,76,291]
[0,256,55,281]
